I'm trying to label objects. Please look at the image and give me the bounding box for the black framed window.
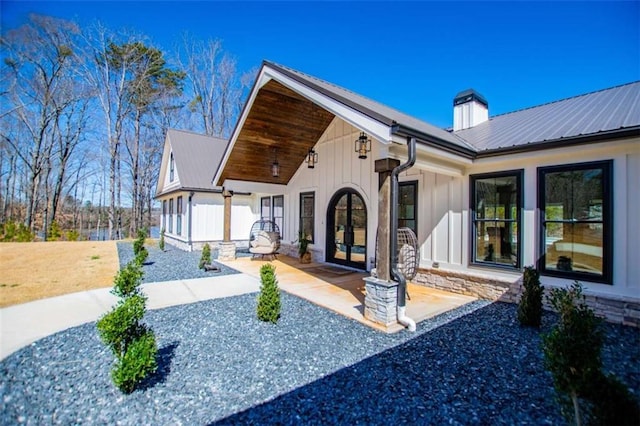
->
[261,197,271,221]
[399,181,418,236]
[273,195,284,232]
[168,198,174,233]
[162,200,167,230]
[300,192,315,243]
[169,153,175,182]
[471,170,522,268]
[176,196,183,236]
[538,161,612,284]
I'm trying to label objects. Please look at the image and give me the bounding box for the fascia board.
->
[223,179,287,194]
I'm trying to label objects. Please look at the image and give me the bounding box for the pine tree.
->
[257,264,281,323]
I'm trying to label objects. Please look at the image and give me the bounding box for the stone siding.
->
[363,277,398,326]
[414,267,640,328]
[279,243,323,263]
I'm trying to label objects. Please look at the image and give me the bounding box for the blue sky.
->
[2,1,638,128]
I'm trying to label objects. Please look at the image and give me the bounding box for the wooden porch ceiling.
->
[218,80,335,186]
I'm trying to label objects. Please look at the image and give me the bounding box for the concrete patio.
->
[218,254,477,333]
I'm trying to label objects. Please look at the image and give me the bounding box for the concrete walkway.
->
[0,274,260,361]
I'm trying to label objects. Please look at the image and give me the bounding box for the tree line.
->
[0,14,253,240]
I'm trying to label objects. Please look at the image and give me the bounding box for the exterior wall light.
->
[355,132,371,159]
[271,148,280,177]
[305,148,318,169]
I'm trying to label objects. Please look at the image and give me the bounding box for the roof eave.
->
[475,126,640,158]
[391,123,477,159]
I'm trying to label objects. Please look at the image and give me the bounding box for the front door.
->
[326,189,367,270]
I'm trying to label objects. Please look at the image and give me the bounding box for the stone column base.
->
[364,277,398,326]
[218,242,236,261]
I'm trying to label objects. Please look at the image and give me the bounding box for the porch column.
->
[363,158,401,327]
[219,189,236,261]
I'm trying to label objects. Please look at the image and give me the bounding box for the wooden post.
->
[374,158,400,281]
[223,189,233,242]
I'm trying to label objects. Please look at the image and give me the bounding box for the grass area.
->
[0,241,120,308]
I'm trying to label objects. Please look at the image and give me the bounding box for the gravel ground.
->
[1,291,638,425]
[116,242,242,283]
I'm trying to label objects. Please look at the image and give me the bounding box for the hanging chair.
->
[248,220,281,259]
[396,227,419,281]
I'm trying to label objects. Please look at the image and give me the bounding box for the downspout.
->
[390,136,417,331]
[188,191,194,252]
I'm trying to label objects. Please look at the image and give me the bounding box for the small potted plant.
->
[296,230,312,264]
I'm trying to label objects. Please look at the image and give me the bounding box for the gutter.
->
[390,136,417,331]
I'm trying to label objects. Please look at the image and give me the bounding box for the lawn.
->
[0,241,120,307]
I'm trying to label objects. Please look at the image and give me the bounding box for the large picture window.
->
[176,196,183,236]
[273,195,284,233]
[300,192,315,243]
[471,170,522,268]
[538,161,612,284]
[399,181,418,236]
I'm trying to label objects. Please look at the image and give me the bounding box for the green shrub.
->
[199,243,211,269]
[112,261,143,298]
[257,263,281,323]
[133,228,147,256]
[159,228,165,251]
[542,282,604,425]
[65,229,80,241]
[517,266,544,327]
[135,246,148,265]
[111,329,157,394]
[96,256,157,394]
[1,222,35,242]
[48,220,62,241]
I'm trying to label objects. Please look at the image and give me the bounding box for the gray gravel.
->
[117,242,243,283]
[1,289,638,425]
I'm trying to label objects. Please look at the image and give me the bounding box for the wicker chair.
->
[248,220,281,259]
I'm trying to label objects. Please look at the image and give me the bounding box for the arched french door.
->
[326,188,367,270]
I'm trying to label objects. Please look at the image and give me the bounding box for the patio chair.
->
[248,220,281,260]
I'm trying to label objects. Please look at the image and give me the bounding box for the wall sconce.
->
[355,132,371,159]
[305,148,318,169]
[271,148,280,177]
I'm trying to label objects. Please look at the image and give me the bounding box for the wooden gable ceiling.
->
[217,80,335,185]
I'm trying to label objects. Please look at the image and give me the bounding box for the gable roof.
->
[263,61,477,155]
[156,129,228,197]
[454,81,640,154]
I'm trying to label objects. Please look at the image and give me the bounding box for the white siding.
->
[191,193,258,242]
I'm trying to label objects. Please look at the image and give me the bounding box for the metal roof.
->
[454,81,640,153]
[264,61,477,154]
[164,129,228,192]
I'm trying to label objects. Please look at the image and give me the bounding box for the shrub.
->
[65,229,80,241]
[517,266,544,327]
[48,220,62,241]
[0,222,34,242]
[257,263,281,323]
[135,246,148,265]
[96,259,157,394]
[542,282,604,425]
[199,243,211,269]
[159,228,165,251]
[111,329,157,394]
[133,228,148,265]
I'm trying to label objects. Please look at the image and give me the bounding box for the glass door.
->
[327,189,367,269]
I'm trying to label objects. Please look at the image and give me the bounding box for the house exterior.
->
[155,129,257,251]
[160,61,640,326]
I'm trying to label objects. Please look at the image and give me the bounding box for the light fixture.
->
[271,148,280,177]
[355,131,371,159]
[305,148,318,169]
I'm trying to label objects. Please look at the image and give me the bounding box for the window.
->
[538,161,612,284]
[471,170,522,268]
[399,181,418,236]
[162,200,167,230]
[176,196,183,236]
[261,197,271,221]
[273,195,284,233]
[300,192,315,243]
[168,198,174,233]
[169,153,175,182]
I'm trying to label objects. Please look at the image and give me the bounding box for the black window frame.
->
[261,196,271,221]
[537,160,613,284]
[272,195,284,233]
[300,192,315,243]
[162,200,167,230]
[168,198,174,233]
[470,169,523,270]
[398,180,418,237]
[169,153,175,182]
[176,196,183,236]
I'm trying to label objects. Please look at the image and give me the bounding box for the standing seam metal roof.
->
[164,129,228,192]
[454,81,640,152]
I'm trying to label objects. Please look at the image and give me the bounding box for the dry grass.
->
[0,241,120,308]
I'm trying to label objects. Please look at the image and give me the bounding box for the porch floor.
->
[218,254,477,333]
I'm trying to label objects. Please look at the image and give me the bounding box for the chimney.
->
[453,89,488,131]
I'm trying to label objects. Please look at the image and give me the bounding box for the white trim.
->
[223,179,287,194]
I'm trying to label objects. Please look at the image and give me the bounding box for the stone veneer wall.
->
[414,267,640,328]
[165,237,249,253]
[278,243,323,263]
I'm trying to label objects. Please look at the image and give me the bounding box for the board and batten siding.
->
[190,193,257,242]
